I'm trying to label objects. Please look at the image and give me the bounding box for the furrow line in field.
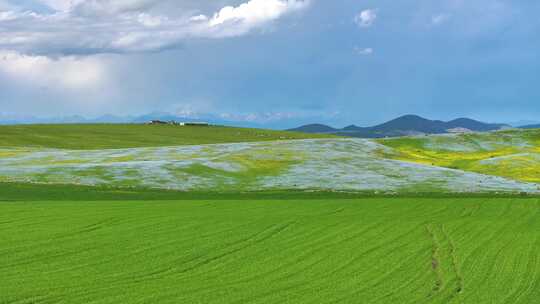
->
[327,245,429,304]
[130,221,297,282]
[171,222,378,298]
[459,206,531,303]
[509,234,540,304]
[321,223,419,278]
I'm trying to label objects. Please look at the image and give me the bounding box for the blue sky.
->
[1,0,539,127]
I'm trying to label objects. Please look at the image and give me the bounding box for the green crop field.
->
[2,197,540,304]
[0,124,334,149]
[2,125,540,303]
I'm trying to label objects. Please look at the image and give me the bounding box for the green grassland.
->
[2,125,540,303]
[2,132,538,193]
[1,182,533,202]
[0,182,387,201]
[0,124,335,149]
[378,129,540,183]
[2,197,540,304]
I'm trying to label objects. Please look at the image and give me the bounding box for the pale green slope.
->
[0,138,537,193]
[0,124,335,149]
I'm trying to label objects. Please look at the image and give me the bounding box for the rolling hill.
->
[1,129,539,193]
[377,128,540,183]
[289,115,510,138]
[0,124,335,150]
[287,123,338,133]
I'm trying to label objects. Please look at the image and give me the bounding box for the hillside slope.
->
[0,124,335,149]
[378,129,540,183]
[0,138,537,193]
[288,123,338,133]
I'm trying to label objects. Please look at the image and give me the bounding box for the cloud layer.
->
[2,0,540,126]
[0,50,106,89]
[0,0,309,55]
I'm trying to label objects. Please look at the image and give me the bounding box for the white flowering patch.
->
[409,132,533,152]
[0,139,538,193]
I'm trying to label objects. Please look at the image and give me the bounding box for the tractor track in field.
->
[441,225,464,296]
[2,198,540,303]
[426,223,463,302]
[426,224,444,296]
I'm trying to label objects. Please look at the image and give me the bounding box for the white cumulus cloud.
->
[355,9,377,28]
[0,51,107,89]
[209,0,308,26]
[0,0,310,56]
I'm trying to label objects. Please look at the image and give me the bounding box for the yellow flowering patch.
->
[378,130,540,183]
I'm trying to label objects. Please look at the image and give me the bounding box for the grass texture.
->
[0,124,334,150]
[378,129,540,183]
[1,197,540,303]
[1,126,540,193]
[1,139,537,193]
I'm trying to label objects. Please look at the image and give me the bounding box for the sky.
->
[1,0,540,128]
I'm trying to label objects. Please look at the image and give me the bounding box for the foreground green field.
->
[0,124,333,149]
[1,197,539,304]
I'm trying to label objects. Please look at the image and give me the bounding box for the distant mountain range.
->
[0,113,268,128]
[506,120,540,127]
[0,112,332,129]
[519,124,540,129]
[2,113,538,136]
[289,115,512,138]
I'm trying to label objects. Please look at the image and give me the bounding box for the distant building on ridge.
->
[147,120,209,126]
[178,122,209,126]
